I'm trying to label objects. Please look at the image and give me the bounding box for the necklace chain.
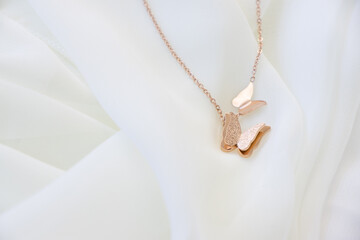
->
[143,0,263,125]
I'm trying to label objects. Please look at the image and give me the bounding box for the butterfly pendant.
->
[221,82,270,157]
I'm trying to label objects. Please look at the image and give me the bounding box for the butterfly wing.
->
[232,82,253,108]
[237,123,270,152]
[221,112,242,152]
[238,100,266,115]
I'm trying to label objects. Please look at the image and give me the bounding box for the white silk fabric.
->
[0,0,359,239]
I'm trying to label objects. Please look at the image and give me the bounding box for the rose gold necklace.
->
[143,0,270,157]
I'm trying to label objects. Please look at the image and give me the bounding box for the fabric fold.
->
[0,0,359,239]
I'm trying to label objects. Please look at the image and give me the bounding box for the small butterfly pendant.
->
[221,82,270,157]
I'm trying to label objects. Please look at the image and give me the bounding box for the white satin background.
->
[0,0,359,239]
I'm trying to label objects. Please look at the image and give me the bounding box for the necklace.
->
[143,0,270,158]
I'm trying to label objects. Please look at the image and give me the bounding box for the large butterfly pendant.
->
[221,82,270,157]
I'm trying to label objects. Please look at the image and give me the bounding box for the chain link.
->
[250,0,263,82]
[143,0,262,125]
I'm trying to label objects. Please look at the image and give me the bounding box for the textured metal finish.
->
[221,113,270,157]
[221,113,242,152]
[143,0,270,158]
[238,123,266,151]
[238,125,270,158]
